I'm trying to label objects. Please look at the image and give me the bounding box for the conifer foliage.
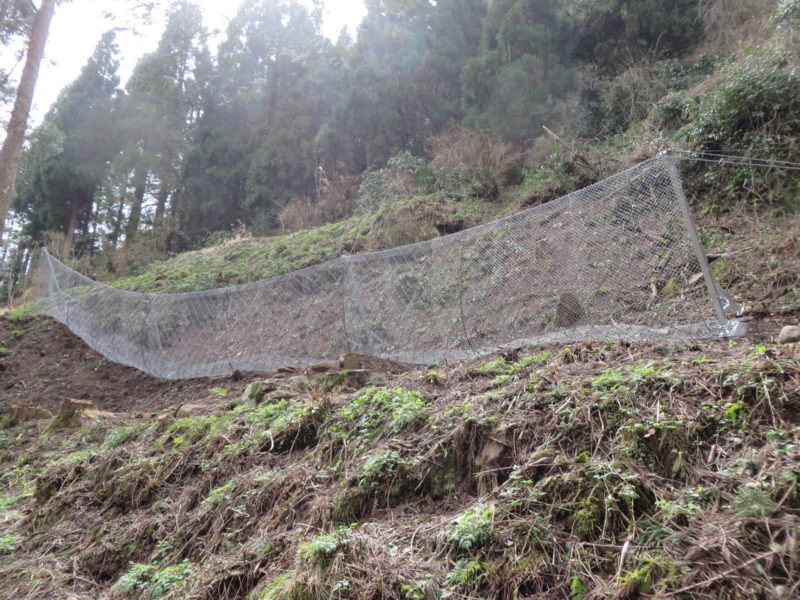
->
[5,0,716,257]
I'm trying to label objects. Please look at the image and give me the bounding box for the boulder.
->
[777,325,800,344]
[338,353,363,370]
[282,375,311,394]
[239,381,278,406]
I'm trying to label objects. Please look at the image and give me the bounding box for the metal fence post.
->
[665,156,728,327]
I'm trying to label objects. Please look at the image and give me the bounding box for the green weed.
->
[444,558,498,590]
[105,427,134,449]
[299,526,356,566]
[0,534,20,554]
[449,503,496,551]
[114,562,155,593]
[149,560,193,598]
[338,387,429,437]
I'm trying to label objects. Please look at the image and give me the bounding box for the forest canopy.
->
[2,0,793,276]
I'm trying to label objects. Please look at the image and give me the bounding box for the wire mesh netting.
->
[34,156,746,379]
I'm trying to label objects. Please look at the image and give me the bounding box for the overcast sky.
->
[24,0,366,127]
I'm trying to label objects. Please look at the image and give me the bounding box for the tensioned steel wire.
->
[34,155,746,380]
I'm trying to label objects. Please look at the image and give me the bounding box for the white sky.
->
[24,0,366,127]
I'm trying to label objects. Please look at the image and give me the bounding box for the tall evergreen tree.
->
[116,0,210,244]
[462,0,575,143]
[14,30,120,251]
[180,0,331,236]
[319,0,485,172]
[572,0,704,74]
[0,0,36,106]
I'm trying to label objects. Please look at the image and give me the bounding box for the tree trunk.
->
[65,201,78,251]
[0,0,56,242]
[170,187,181,219]
[125,167,147,245]
[154,184,169,224]
[10,240,27,293]
[110,198,125,247]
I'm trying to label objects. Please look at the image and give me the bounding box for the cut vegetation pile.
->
[1,328,798,599]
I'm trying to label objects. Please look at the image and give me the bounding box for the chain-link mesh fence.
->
[34,156,746,379]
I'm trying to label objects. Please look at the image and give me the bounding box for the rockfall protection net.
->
[35,156,746,380]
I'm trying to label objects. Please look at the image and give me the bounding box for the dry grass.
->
[279,169,358,233]
[696,0,778,54]
[429,126,524,175]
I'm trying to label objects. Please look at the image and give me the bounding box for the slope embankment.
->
[1,314,797,599]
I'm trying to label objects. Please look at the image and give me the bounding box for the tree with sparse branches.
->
[0,0,56,242]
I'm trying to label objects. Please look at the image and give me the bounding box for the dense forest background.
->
[1,0,799,299]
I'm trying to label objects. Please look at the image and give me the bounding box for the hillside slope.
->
[3,4,800,598]
[1,328,798,599]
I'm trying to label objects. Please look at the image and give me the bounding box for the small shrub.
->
[449,503,496,551]
[598,62,670,133]
[359,450,407,488]
[299,526,355,566]
[444,558,498,590]
[681,55,800,206]
[429,126,524,200]
[0,534,20,554]
[356,151,427,213]
[650,92,692,129]
[279,169,357,232]
[149,560,193,598]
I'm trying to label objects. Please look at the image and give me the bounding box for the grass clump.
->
[114,560,194,598]
[299,526,356,567]
[246,398,323,452]
[105,427,135,449]
[477,352,551,385]
[165,415,220,447]
[591,360,679,400]
[338,387,430,438]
